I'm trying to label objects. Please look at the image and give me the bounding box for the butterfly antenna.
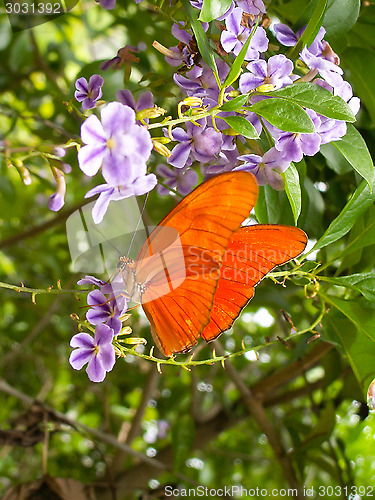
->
[127,193,149,257]
[88,223,122,256]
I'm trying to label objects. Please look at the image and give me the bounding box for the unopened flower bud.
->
[137,105,166,120]
[13,159,32,185]
[256,83,275,93]
[152,139,171,158]
[49,166,66,212]
[181,97,204,107]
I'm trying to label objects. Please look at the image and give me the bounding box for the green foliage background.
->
[1,0,375,498]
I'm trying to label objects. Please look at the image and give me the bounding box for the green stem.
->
[0,281,87,295]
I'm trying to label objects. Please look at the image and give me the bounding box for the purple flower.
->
[78,102,153,186]
[100,46,140,71]
[239,54,295,93]
[300,46,343,89]
[235,147,290,190]
[316,115,347,144]
[174,60,229,104]
[85,174,157,224]
[237,0,266,15]
[273,23,301,47]
[315,78,360,116]
[164,22,202,68]
[220,8,268,60]
[86,289,126,334]
[48,167,66,212]
[69,324,116,383]
[98,0,116,9]
[116,89,153,114]
[77,275,107,287]
[271,109,322,163]
[167,120,223,168]
[75,75,104,110]
[156,164,199,196]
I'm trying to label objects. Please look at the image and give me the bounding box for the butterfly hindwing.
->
[202,225,308,342]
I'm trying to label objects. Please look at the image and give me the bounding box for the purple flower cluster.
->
[69,275,129,382]
[78,101,157,223]
[159,1,360,188]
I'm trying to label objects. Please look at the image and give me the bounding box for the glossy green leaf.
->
[311,179,375,252]
[258,82,355,122]
[321,295,375,397]
[337,206,375,271]
[332,124,374,189]
[199,0,232,22]
[181,0,218,79]
[220,115,259,139]
[341,47,375,125]
[222,27,256,89]
[322,273,375,301]
[323,0,361,39]
[289,0,328,59]
[219,94,249,112]
[255,185,281,224]
[250,98,315,133]
[283,163,301,224]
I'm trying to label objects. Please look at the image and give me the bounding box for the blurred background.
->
[0,0,375,498]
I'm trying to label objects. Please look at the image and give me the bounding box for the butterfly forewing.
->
[137,172,259,357]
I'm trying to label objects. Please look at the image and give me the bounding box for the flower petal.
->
[69,348,94,370]
[78,144,106,177]
[86,355,106,382]
[70,333,95,348]
[80,115,106,144]
[97,343,116,371]
[95,323,115,346]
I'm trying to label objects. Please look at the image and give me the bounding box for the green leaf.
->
[321,295,375,397]
[219,115,259,139]
[332,124,374,189]
[283,163,301,225]
[341,47,375,125]
[172,414,195,472]
[322,273,375,301]
[199,0,232,22]
[311,179,375,252]
[320,143,353,175]
[218,94,249,112]
[250,98,315,133]
[222,27,256,89]
[322,0,361,39]
[289,0,328,59]
[258,82,355,122]
[181,0,218,79]
[337,206,375,271]
[255,185,281,224]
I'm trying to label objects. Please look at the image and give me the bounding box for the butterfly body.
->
[117,172,307,357]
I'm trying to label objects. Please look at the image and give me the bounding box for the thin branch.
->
[0,378,167,471]
[213,341,304,498]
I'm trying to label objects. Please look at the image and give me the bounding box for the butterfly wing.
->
[137,172,259,357]
[202,224,308,342]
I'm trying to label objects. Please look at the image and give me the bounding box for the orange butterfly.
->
[117,171,307,357]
